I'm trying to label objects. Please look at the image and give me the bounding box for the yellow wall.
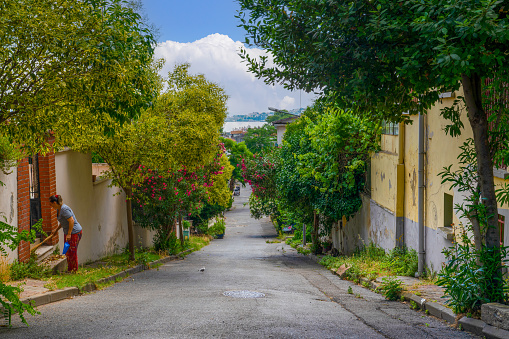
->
[371,143,398,212]
[401,90,475,231]
[344,87,509,261]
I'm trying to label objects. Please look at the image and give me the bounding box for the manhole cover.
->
[223,290,265,298]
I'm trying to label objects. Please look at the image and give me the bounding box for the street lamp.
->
[268,107,300,116]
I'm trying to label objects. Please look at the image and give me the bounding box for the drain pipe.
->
[395,122,406,248]
[418,112,426,276]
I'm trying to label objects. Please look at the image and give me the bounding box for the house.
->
[271,116,299,146]
[229,128,248,143]
[1,139,155,265]
[331,88,509,272]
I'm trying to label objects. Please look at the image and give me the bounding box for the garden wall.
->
[55,150,155,264]
[0,169,18,261]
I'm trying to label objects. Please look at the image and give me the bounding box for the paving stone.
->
[481,302,509,331]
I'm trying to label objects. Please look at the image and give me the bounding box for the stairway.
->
[34,245,54,263]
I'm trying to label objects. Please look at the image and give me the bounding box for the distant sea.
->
[223,121,267,132]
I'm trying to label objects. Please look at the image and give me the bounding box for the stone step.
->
[45,257,67,274]
[35,245,54,263]
[30,238,41,251]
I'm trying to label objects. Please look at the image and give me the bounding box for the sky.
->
[141,0,316,116]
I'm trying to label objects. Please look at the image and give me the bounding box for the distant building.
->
[229,128,248,143]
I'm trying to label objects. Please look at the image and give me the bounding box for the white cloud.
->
[279,96,296,110]
[154,34,316,115]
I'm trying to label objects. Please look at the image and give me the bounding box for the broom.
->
[30,225,62,253]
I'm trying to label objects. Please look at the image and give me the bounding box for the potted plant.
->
[208,219,226,239]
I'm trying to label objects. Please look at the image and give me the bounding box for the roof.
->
[271,116,299,126]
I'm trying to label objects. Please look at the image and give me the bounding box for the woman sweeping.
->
[49,195,83,272]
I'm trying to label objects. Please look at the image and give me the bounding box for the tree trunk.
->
[229,177,236,192]
[462,73,502,299]
[124,187,136,261]
[462,73,500,248]
[312,210,318,252]
[179,212,184,247]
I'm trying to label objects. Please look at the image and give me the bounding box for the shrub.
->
[207,219,225,237]
[0,255,9,282]
[386,246,418,277]
[10,252,52,281]
[379,276,404,301]
[153,231,182,255]
[437,238,509,313]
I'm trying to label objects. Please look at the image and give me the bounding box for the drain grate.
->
[223,290,265,298]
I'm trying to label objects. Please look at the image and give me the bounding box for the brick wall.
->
[39,140,58,245]
[17,158,30,263]
[17,135,58,262]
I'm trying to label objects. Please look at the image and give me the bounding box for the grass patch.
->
[284,236,312,255]
[319,243,418,283]
[11,235,211,292]
[187,235,211,253]
[44,266,125,290]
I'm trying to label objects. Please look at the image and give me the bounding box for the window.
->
[444,193,453,227]
[381,121,399,135]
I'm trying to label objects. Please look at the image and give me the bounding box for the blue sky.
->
[142,0,245,43]
[141,0,316,115]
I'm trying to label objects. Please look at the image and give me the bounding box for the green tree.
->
[78,111,172,260]
[221,137,253,191]
[0,0,158,152]
[238,0,509,294]
[0,133,22,180]
[69,64,228,260]
[243,124,276,154]
[276,102,379,249]
[265,111,293,123]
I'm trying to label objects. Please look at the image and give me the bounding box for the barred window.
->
[381,121,399,135]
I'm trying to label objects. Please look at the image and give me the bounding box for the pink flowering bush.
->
[240,147,279,218]
[132,146,228,249]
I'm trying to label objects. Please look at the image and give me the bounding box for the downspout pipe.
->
[396,122,405,248]
[418,112,426,276]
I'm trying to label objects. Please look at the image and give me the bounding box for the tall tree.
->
[68,64,228,259]
[76,110,172,260]
[0,0,158,151]
[243,124,276,154]
[237,0,509,288]
[220,137,253,191]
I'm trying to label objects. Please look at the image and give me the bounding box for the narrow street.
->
[1,188,476,339]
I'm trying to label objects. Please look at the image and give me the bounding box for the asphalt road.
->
[1,187,476,338]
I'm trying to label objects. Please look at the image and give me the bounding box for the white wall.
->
[275,125,286,146]
[55,150,155,264]
[0,168,18,262]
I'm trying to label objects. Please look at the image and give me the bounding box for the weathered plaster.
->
[0,169,18,261]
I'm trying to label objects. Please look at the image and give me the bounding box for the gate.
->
[29,154,42,236]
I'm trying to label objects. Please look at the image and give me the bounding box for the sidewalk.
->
[307,253,509,339]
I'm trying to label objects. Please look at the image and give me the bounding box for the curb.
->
[327,269,509,339]
[77,249,192,294]
[2,249,194,317]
